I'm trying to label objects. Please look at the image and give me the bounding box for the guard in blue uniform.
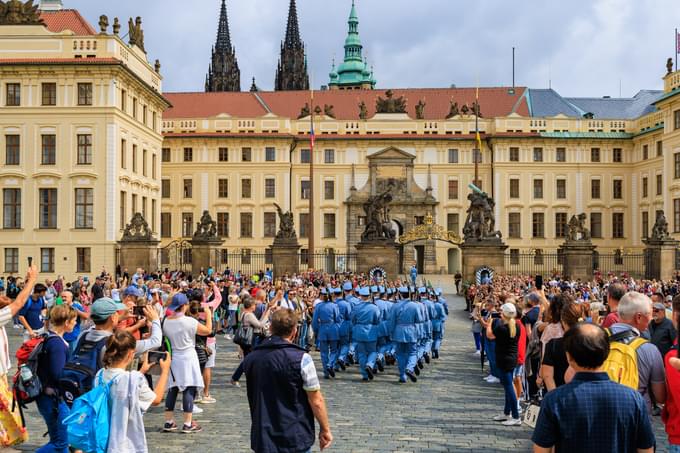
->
[374,286,392,372]
[389,286,423,383]
[346,286,362,365]
[335,284,353,370]
[351,286,381,381]
[421,289,437,364]
[431,290,447,359]
[311,286,340,378]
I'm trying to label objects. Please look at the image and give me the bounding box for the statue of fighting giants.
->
[274,203,297,241]
[462,189,501,241]
[361,189,396,242]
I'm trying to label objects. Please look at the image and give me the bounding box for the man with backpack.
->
[606,291,666,419]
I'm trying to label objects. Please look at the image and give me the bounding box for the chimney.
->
[39,0,64,11]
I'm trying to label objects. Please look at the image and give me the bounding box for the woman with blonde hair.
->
[482,302,521,426]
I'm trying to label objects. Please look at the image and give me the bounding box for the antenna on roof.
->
[619,79,622,98]
[512,47,515,88]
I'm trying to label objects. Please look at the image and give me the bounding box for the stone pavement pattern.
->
[9,295,670,452]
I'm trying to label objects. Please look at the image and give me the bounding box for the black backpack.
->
[59,333,109,406]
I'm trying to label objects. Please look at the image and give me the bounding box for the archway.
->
[397,213,462,274]
[447,248,460,273]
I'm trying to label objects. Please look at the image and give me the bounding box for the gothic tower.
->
[205,0,240,92]
[275,0,309,91]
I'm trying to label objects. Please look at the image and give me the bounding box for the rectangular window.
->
[241,147,252,162]
[556,179,566,199]
[40,248,54,273]
[591,179,601,199]
[3,188,20,229]
[152,154,157,179]
[151,199,156,232]
[675,153,680,180]
[642,211,649,239]
[182,213,193,237]
[4,248,18,273]
[591,213,602,238]
[217,212,229,237]
[6,83,20,106]
[241,179,251,198]
[613,148,622,163]
[301,180,310,200]
[161,179,170,198]
[219,147,229,162]
[77,134,92,164]
[613,179,623,199]
[5,135,19,165]
[643,144,649,160]
[161,212,171,238]
[447,213,459,234]
[265,147,276,162]
[675,110,680,130]
[74,188,93,229]
[509,147,519,162]
[675,200,680,233]
[183,147,193,162]
[77,83,93,106]
[533,147,543,162]
[120,139,127,169]
[141,196,147,225]
[449,148,459,163]
[41,83,56,106]
[265,178,276,198]
[657,141,663,157]
[448,180,459,200]
[120,191,126,228]
[509,179,519,198]
[613,213,624,238]
[323,213,336,238]
[39,188,57,229]
[76,247,91,273]
[473,149,482,164]
[509,248,519,265]
[218,179,228,198]
[324,149,335,164]
[532,212,544,238]
[121,89,126,112]
[162,147,171,162]
[142,105,147,125]
[152,111,157,131]
[264,212,276,238]
[131,145,138,172]
[533,179,543,199]
[41,134,56,165]
[555,212,567,238]
[591,147,600,162]
[642,177,648,198]
[142,149,148,176]
[324,180,335,200]
[299,213,309,238]
[555,147,566,162]
[508,212,521,238]
[657,174,663,196]
[240,213,253,237]
[132,98,137,118]
[131,194,137,214]
[300,149,311,164]
[183,179,192,198]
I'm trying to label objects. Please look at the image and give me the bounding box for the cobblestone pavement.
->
[9,295,670,452]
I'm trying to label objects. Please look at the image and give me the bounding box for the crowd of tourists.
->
[0,264,448,452]
[466,273,680,451]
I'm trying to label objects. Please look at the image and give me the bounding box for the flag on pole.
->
[677,30,680,54]
[475,85,482,151]
[310,88,315,149]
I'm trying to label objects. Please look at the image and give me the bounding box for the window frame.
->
[38,188,57,229]
[77,82,93,106]
[74,188,94,229]
[77,134,92,165]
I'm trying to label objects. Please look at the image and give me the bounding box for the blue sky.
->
[65,0,679,97]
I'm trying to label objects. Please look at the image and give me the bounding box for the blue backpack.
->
[59,333,108,406]
[62,373,115,453]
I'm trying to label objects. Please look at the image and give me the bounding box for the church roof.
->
[164,87,529,120]
[528,88,663,119]
[39,9,96,36]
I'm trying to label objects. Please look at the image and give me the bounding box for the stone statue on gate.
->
[566,213,591,241]
[651,211,670,240]
[193,210,218,239]
[0,0,43,25]
[121,212,153,241]
[375,90,407,114]
[361,188,396,243]
[274,203,297,241]
[462,190,501,241]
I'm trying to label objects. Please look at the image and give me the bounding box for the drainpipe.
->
[288,138,298,211]
[486,137,495,196]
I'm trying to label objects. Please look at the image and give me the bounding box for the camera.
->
[598,310,608,317]
[491,312,501,319]
[133,299,149,317]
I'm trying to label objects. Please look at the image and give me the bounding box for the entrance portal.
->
[414,245,425,274]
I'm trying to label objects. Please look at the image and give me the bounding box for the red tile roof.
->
[40,9,96,36]
[165,87,529,120]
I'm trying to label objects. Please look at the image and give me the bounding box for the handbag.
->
[233,324,254,348]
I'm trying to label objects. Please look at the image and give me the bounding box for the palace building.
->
[2,0,680,278]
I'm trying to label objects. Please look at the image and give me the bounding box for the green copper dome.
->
[329,0,376,89]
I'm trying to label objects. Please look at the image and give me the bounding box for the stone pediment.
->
[368,146,415,161]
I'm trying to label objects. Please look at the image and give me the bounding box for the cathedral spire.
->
[329,0,376,90]
[206,0,240,92]
[275,0,309,91]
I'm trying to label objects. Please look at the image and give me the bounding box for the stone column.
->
[460,240,508,283]
[118,239,160,271]
[190,237,223,274]
[644,238,679,281]
[559,240,596,282]
[271,239,301,276]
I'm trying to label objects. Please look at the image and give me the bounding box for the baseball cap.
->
[501,303,517,317]
[90,297,127,322]
[123,286,143,298]
[168,293,189,312]
[653,302,666,310]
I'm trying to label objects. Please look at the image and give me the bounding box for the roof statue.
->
[415,100,426,119]
[112,17,120,35]
[127,17,145,53]
[98,15,108,34]
[460,104,469,115]
[275,0,309,91]
[471,100,482,117]
[358,101,368,120]
[376,90,407,114]
[446,100,459,119]
[323,104,335,118]
[121,213,153,242]
[0,0,43,26]
[298,103,310,119]
[206,0,240,92]
[668,58,674,75]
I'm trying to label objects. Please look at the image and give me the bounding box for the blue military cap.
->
[386,288,393,295]
[370,285,378,293]
[320,288,328,295]
[378,286,385,294]
[418,287,427,294]
[435,288,442,296]
[342,281,353,291]
[359,287,370,297]
[399,286,409,294]
[333,287,342,295]
[409,286,416,293]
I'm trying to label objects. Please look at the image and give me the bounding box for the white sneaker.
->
[487,376,500,384]
[193,396,203,404]
[192,405,203,414]
[483,375,494,381]
[473,350,481,356]
[224,334,233,340]
[492,414,508,421]
[501,417,522,426]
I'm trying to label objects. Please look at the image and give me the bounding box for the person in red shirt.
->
[662,295,680,451]
[601,282,626,328]
[514,304,527,405]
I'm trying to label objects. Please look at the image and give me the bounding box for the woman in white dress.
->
[162,293,213,434]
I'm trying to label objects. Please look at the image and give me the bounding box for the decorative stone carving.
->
[415,100,426,119]
[651,211,670,240]
[274,203,297,241]
[128,16,145,52]
[566,213,591,242]
[193,210,218,240]
[398,212,462,245]
[361,188,396,242]
[323,104,335,118]
[460,104,469,115]
[462,189,501,241]
[0,0,43,26]
[314,105,322,115]
[154,59,161,74]
[358,101,368,120]
[375,90,407,114]
[446,100,459,119]
[112,17,120,35]
[121,212,153,241]
[98,15,108,34]
[298,103,310,119]
[668,57,674,75]
[471,100,482,117]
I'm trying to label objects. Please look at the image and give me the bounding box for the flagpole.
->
[474,82,480,187]
[309,80,315,261]
[676,28,678,72]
